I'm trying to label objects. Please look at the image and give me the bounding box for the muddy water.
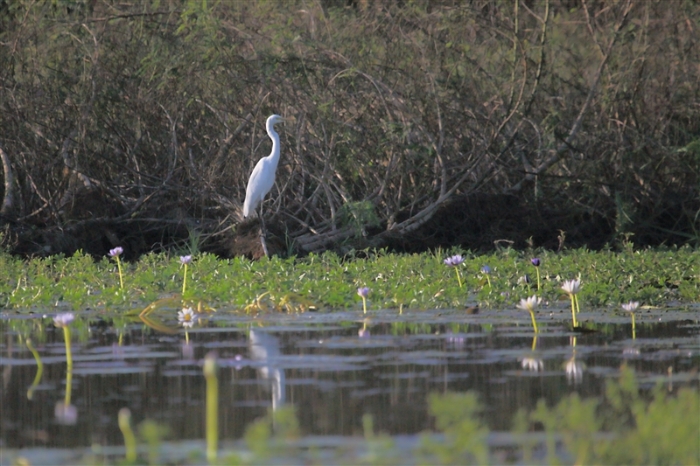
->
[1,308,698,462]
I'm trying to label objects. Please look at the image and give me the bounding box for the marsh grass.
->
[0,247,697,313]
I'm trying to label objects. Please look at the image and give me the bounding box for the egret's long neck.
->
[266,122,280,164]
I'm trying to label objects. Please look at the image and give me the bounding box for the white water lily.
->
[561,279,581,295]
[516,295,541,313]
[53,312,75,328]
[178,307,197,328]
[621,301,640,313]
[561,279,582,327]
[622,301,640,339]
[516,295,542,333]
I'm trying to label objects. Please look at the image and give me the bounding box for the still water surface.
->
[1,307,698,463]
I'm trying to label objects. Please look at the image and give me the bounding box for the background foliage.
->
[0,0,698,257]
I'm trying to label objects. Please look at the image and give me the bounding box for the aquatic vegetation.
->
[530,257,541,291]
[109,246,125,290]
[357,286,370,314]
[178,307,197,343]
[203,353,219,463]
[622,300,640,338]
[180,255,192,295]
[516,295,541,333]
[177,307,197,328]
[480,265,492,288]
[419,391,489,465]
[444,254,465,288]
[519,365,700,465]
[562,278,582,327]
[0,246,697,317]
[118,408,137,463]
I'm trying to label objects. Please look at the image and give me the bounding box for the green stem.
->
[454,268,463,288]
[361,296,367,314]
[63,326,73,405]
[116,256,124,289]
[631,312,636,339]
[569,295,578,328]
[118,408,137,463]
[63,326,73,372]
[486,275,492,288]
[529,310,539,333]
[204,354,219,463]
[535,268,541,291]
[182,263,188,295]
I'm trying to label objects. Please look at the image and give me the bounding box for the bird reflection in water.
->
[249,330,286,411]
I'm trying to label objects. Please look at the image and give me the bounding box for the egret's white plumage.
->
[243,114,284,218]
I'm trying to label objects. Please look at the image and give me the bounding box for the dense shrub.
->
[0,0,698,256]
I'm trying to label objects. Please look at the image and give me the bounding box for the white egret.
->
[243,115,284,256]
[242,114,284,257]
[243,114,284,220]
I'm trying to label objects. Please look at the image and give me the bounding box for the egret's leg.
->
[258,203,269,257]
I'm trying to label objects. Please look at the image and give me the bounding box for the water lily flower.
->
[357,287,370,314]
[531,258,541,290]
[53,312,75,328]
[180,255,192,294]
[622,301,640,339]
[444,254,464,267]
[621,301,639,313]
[178,307,197,328]
[109,246,125,289]
[444,255,465,287]
[561,279,581,295]
[480,265,492,288]
[516,295,541,333]
[561,279,581,328]
[179,307,197,344]
[518,274,532,286]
